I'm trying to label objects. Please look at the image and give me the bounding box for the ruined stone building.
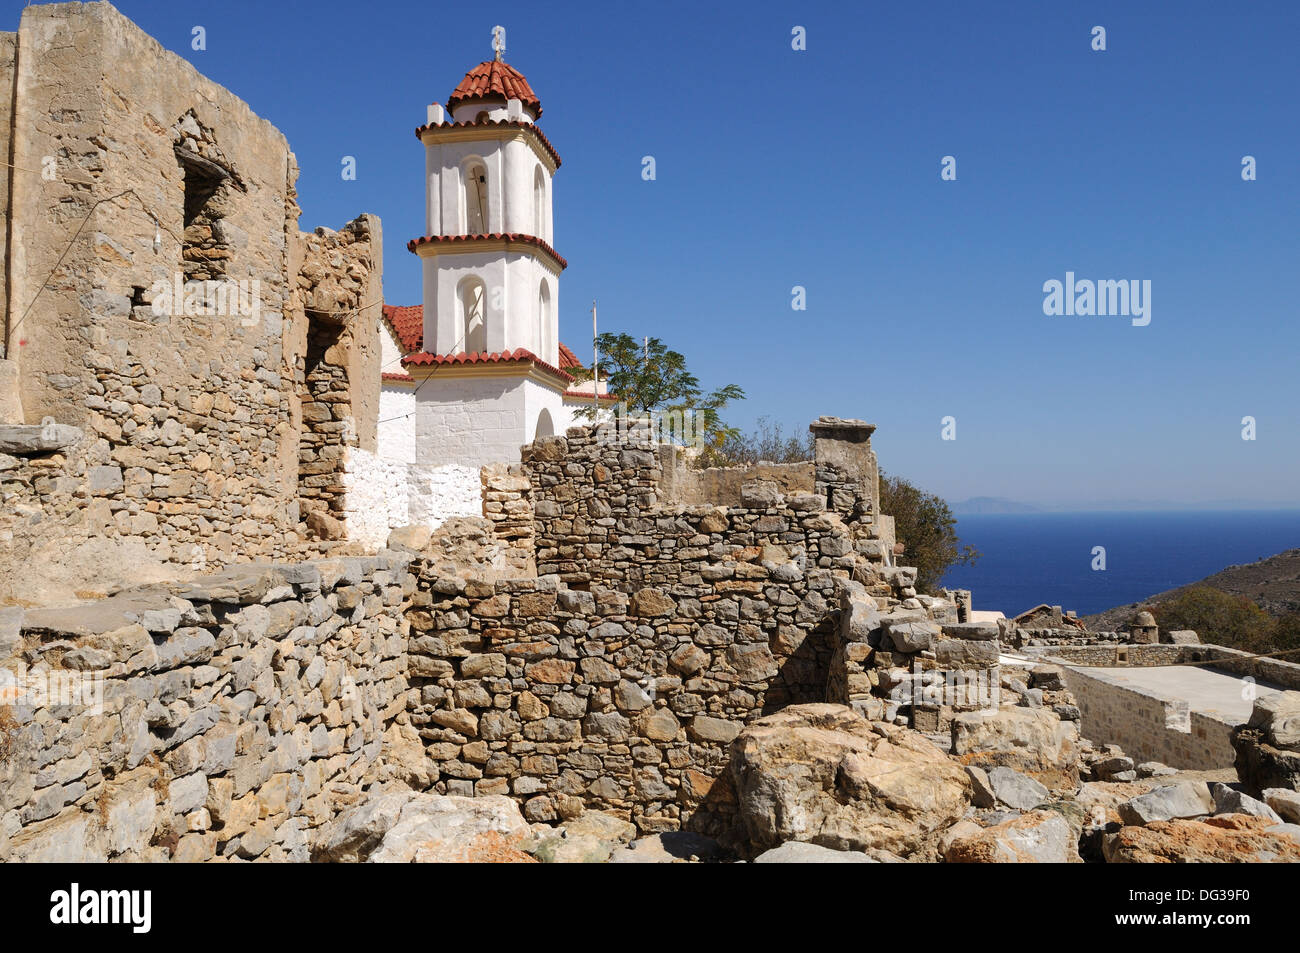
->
[0,2,387,605]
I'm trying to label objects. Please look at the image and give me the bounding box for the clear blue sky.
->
[77,0,1300,507]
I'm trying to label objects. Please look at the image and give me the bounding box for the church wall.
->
[377,382,416,464]
[413,372,532,468]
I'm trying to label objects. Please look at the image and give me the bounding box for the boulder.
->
[1117,783,1213,826]
[951,706,1080,791]
[1263,788,1300,824]
[1212,783,1282,822]
[944,810,1079,863]
[1103,814,1300,863]
[608,831,723,864]
[884,620,940,653]
[730,703,971,859]
[1231,691,1300,795]
[312,791,533,863]
[386,525,432,552]
[984,767,1049,811]
[753,842,879,863]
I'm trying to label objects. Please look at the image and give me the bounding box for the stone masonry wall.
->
[0,553,414,861]
[401,422,956,833]
[1060,665,1236,770]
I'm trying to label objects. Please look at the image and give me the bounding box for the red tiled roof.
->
[381,304,423,353]
[562,390,620,402]
[401,347,574,382]
[557,342,581,369]
[407,232,567,270]
[414,118,561,169]
[382,372,415,384]
[448,60,541,117]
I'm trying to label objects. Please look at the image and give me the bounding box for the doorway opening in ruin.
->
[298,320,352,537]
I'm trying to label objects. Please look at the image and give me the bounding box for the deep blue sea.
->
[939,511,1300,618]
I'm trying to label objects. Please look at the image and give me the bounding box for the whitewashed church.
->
[376,37,615,470]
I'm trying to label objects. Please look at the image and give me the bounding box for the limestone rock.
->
[1263,788,1300,824]
[386,524,432,552]
[306,509,345,541]
[1231,691,1300,795]
[1212,783,1282,822]
[0,423,82,454]
[1117,783,1213,826]
[730,703,971,859]
[984,767,1049,811]
[312,791,533,863]
[753,842,880,863]
[944,810,1079,863]
[951,706,1079,791]
[1103,814,1300,863]
[608,831,723,863]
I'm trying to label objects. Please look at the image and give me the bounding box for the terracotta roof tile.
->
[414,118,561,169]
[400,346,574,383]
[562,389,620,402]
[557,343,581,369]
[381,372,415,383]
[448,60,542,117]
[381,304,424,353]
[406,232,567,270]
[384,304,580,382]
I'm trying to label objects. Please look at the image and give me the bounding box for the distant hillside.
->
[1081,547,1300,631]
[951,497,1042,514]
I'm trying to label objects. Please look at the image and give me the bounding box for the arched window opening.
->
[463,160,488,234]
[537,280,552,361]
[535,408,555,440]
[533,166,546,239]
[459,278,487,354]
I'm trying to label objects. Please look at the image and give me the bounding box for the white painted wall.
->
[557,397,615,436]
[378,382,416,464]
[407,463,482,527]
[415,373,529,467]
[342,446,411,550]
[344,448,483,549]
[421,251,559,365]
[413,373,565,467]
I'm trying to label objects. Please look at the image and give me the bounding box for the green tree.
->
[698,416,813,468]
[1152,586,1276,652]
[571,333,744,451]
[878,471,979,593]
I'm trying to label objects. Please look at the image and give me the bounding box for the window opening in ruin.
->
[174,117,244,284]
[130,285,148,309]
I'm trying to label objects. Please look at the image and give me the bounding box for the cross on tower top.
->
[492,25,506,61]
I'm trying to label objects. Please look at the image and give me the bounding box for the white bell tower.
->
[402,30,572,467]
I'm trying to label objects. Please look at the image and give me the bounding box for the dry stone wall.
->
[0,553,414,862]
[402,422,958,833]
